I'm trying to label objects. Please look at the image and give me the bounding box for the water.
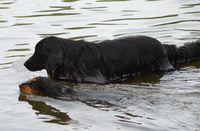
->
[0,0,200,130]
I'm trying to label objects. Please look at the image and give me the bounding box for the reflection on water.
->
[179,60,200,68]
[18,95,71,125]
[0,0,200,131]
[125,71,163,85]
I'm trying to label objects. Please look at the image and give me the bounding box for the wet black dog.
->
[24,36,200,83]
[19,77,118,107]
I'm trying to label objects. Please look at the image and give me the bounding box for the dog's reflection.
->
[18,95,71,125]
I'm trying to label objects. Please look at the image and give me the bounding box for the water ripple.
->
[37,32,69,38]
[88,22,127,25]
[6,48,30,52]
[81,6,107,10]
[64,26,95,30]
[14,13,81,18]
[0,20,7,23]
[36,6,73,13]
[181,2,200,8]
[14,43,29,46]
[69,35,98,40]
[0,7,9,9]
[4,54,26,58]
[0,0,200,130]
[102,14,178,22]
[152,19,200,27]
[0,2,14,5]
[62,0,79,2]
[0,62,13,66]
[183,11,200,14]
[12,23,33,26]
[97,0,130,2]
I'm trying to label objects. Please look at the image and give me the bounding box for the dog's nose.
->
[24,60,29,68]
[24,56,33,70]
[19,83,24,89]
[23,56,43,71]
[19,83,27,88]
[24,59,34,71]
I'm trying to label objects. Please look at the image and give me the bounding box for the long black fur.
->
[24,36,200,83]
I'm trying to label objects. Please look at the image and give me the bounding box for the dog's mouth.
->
[19,83,40,95]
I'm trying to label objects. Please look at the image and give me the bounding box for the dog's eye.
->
[31,78,38,82]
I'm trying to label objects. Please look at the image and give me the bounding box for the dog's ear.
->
[45,49,64,78]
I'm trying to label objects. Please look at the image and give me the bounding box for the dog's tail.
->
[177,41,200,64]
[163,40,200,66]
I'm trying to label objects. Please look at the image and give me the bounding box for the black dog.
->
[24,36,200,83]
[19,77,119,107]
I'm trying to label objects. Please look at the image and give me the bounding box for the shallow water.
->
[0,0,200,131]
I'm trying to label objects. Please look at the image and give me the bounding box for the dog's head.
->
[19,77,45,95]
[19,77,76,98]
[24,36,64,72]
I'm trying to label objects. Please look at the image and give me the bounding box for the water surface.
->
[0,0,200,131]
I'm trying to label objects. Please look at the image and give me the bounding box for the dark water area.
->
[0,0,200,131]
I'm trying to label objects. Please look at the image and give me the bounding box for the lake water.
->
[0,0,200,131]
